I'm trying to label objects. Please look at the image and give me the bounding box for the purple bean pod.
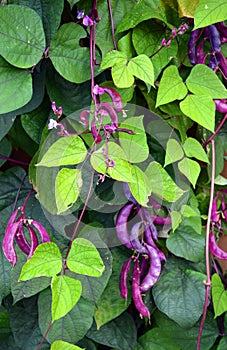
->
[196,38,206,64]
[209,230,227,260]
[153,215,172,226]
[103,87,123,112]
[140,255,149,280]
[208,25,221,52]
[140,208,158,240]
[91,118,102,144]
[209,53,220,71]
[219,52,227,79]
[119,257,132,299]
[123,182,138,204]
[5,208,19,232]
[188,29,201,65]
[130,222,148,254]
[116,203,135,249]
[215,22,227,41]
[221,195,227,222]
[15,222,31,255]
[214,99,227,113]
[211,195,220,223]
[2,222,20,266]
[27,225,39,259]
[143,226,166,262]
[80,110,90,126]
[30,220,51,243]
[132,260,150,318]
[98,102,119,126]
[140,245,162,292]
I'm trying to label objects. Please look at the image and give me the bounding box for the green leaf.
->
[128,165,150,206]
[212,273,227,318]
[194,0,227,29]
[180,94,215,132]
[55,168,83,214]
[183,137,209,163]
[166,225,205,262]
[71,229,112,304]
[0,138,12,168]
[51,340,84,350]
[49,23,92,83]
[128,54,154,87]
[19,242,62,280]
[100,50,128,70]
[116,0,160,33]
[186,64,227,99]
[137,328,180,350]
[152,265,206,328]
[37,135,87,167]
[0,308,11,341]
[164,138,184,167]
[170,211,182,232]
[119,116,149,163]
[94,248,130,329]
[145,161,184,202]
[156,66,188,107]
[0,5,45,68]
[38,288,95,344]
[178,157,201,188]
[90,142,134,183]
[0,115,16,141]
[11,253,51,304]
[87,313,137,350]
[51,275,82,321]
[112,61,135,88]
[67,238,105,277]
[0,57,32,114]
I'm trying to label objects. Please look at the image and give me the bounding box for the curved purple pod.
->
[130,222,148,254]
[91,118,102,144]
[30,220,51,243]
[215,22,227,41]
[188,29,201,65]
[214,99,227,113]
[132,260,150,318]
[15,222,30,255]
[98,102,119,126]
[116,203,135,249]
[27,225,39,259]
[119,257,132,299]
[2,222,20,266]
[208,25,221,52]
[140,245,162,292]
[123,182,137,204]
[209,230,227,260]
[143,226,166,262]
[103,87,123,112]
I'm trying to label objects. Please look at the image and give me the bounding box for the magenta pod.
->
[143,226,166,262]
[130,222,148,254]
[209,230,227,260]
[30,220,51,243]
[214,99,227,113]
[140,245,162,292]
[2,222,20,266]
[80,110,90,126]
[132,260,150,318]
[219,53,227,79]
[5,208,19,231]
[119,257,132,299]
[116,203,135,249]
[123,182,137,204]
[27,225,39,259]
[196,38,206,64]
[221,195,227,222]
[215,22,227,41]
[102,87,123,112]
[98,102,119,126]
[208,25,221,52]
[91,118,102,144]
[211,195,220,223]
[15,222,31,255]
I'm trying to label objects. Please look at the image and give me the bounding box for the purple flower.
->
[83,15,94,27]
[51,102,63,118]
[177,23,189,35]
[171,27,177,37]
[77,9,85,19]
[93,84,105,95]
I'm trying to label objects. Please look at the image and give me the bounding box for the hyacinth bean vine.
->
[0,0,227,349]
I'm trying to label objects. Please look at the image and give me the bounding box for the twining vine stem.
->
[196,139,216,350]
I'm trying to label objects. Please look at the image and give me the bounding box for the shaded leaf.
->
[0,5,45,68]
[0,115,16,142]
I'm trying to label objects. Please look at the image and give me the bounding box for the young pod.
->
[30,220,51,243]
[102,87,123,112]
[99,102,119,126]
[116,203,135,249]
[27,225,39,259]
[132,260,150,318]
[208,25,221,52]
[140,245,162,292]
[143,226,166,262]
[214,99,227,113]
[119,257,132,299]
[196,38,206,64]
[209,230,227,260]
[130,222,148,254]
[91,118,102,144]
[15,222,31,255]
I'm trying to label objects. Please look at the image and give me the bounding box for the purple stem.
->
[203,113,227,148]
[36,320,53,350]
[0,154,29,166]
[196,140,215,350]
[107,0,117,50]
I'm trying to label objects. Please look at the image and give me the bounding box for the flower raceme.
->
[2,207,51,266]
